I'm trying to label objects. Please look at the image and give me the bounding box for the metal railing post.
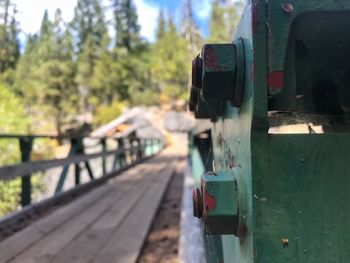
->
[101,138,107,176]
[119,138,125,167]
[19,137,33,207]
[73,138,83,186]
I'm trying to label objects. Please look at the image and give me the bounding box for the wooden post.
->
[19,137,33,207]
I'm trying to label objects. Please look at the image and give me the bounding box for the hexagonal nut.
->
[201,172,239,235]
[201,44,237,102]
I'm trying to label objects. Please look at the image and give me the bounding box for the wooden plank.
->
[0,160,155,263]
[9,183,132,263]
[0,146,142,180]
[0,152,158,233]
[0,150,178,263]
[93,158,178,263]
[48,162,168,263]
[0,186,114,263]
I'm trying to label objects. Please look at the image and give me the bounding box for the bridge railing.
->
[0,134,163,212]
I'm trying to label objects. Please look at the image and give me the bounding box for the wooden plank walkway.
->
[0,148,184,263]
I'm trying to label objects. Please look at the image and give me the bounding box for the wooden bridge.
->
[0,134,186,263]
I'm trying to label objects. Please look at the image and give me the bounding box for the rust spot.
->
[229,158,235,169]
[268,71,284,90]
[252,5,258,36]
[204,46,217,68]
[281,3,294,13]
[204,189,216,213]
[201,177,216,214]
[282,238,289,247]
[204,45,224,71]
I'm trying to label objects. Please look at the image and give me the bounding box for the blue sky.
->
[13,0,212,43]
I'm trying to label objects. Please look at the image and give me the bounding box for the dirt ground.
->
[137,158,185,263]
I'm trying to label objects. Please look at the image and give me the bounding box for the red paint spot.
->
[204,189,216,213]
[203,45,224,71]
[204,46,217,68]
[229,159,235,169]
[252,5,258,36]
[251,60,255,82]
[201,177,216,214]
[268,71,284,90]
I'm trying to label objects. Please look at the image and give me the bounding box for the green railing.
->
[0,134,163,209]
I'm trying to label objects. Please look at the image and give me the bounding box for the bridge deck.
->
[0,148,184,263]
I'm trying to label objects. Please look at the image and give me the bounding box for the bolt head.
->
[201,44,237,102]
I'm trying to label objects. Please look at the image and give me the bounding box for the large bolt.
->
[200,39,245,108]
[188,64,213,119]
[198,169,248,238]
[202,44,237,102]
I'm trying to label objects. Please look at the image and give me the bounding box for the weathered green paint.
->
[189,0,350,262]
[74,138,84,185]
[207,2,256,261]
[253,134,350,262]
[267,0,350,76]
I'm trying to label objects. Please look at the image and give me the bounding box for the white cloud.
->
[134,0,159,42]
[14,0,77,34]
[193,0,211,20]
[13,0,158,42]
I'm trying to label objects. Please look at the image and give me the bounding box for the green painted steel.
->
[189,0,350,262]
[55,143,77,194]
[101,138,107,176]
[19,137,33,207]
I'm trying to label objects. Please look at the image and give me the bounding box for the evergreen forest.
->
[0,0,243,215]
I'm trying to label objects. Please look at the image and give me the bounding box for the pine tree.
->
[14,34,39,99]
[112,0,140,51]
[156,9,166,40]
[91,33,121,105]
[71,0,107,53]
[151,15,188,103]
[71,0,107,113]
[40,10,51,37]
[76,35,95,112]
[180,0,202,91]
[0,0,20,74]
[15,9,77,135]
[208,0,227,43]
[180,0,202,54]
[208,0,244,43]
